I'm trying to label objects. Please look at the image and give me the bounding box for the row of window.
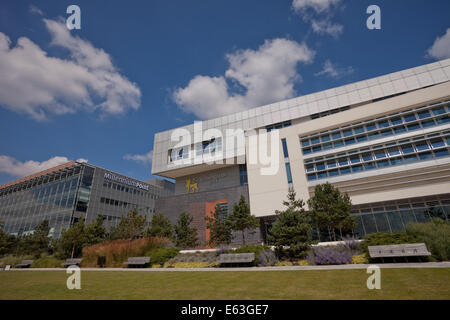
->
[305,134,450,175]
[99,197,155,213]
[310,105,350,120]
[0,166,81,197]
[301,101,450,155]
[103,181,154,198]
[195,137,223,156]
[307,148,449,181]
[266,120,291,132]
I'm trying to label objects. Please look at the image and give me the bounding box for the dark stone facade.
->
[155,184,264,248]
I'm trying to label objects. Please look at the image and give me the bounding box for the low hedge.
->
[31,256,64,268]
[145,248,180,267]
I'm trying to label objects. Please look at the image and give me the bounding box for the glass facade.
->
[0,164,81,238]
[305,130,450,181]
[300,99,450,155]
[0,162,172,238]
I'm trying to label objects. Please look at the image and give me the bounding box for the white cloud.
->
[173,38,315,119]
[292,0,341,14]
[292,0,343,37]
[0,18,141,120]
[124,150,153,164]
[315,59,354,78]
[427,28,450,60]
[29,5,44,16]
[311,19,343,38]
[0,155,87,178]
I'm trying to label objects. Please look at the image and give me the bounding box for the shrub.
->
[274,243,310,261]
[405,219,450,261]
[307,245,353,265]
[257,250,277,267]
[351,254,368,264]
[362,232,417,253]
[297,259,311,266]
[234,245,271,266]
[31,256,64,268]
[168,251,219,264]
[0,254,33,266]
[145,248,180,266]
[275,261,293,267]
[163,261,218,268]
[82,237,171,267]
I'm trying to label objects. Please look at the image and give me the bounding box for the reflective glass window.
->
[421,119,435,128]
[391,117,402,125]
[418,110,431,119]
[404,114,417,122]
[430,138,445,148]
[401,144,415,154]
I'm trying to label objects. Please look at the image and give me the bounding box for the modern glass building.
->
[0,161,173,238]
[151,58,450,247]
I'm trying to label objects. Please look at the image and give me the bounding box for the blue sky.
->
[0,0,450,184]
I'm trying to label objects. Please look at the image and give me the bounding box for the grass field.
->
[1,268,449,299]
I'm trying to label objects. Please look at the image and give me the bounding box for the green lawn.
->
[1,268,449,299]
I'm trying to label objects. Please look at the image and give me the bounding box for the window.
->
[430,138,445,148]
[419,152,433,160]
[323,143,333,150]
[391,117,403,125]
[404,114,417,122]
[421,119,435,128]
[366,123,377,131]
[355,153,371,165]
[312,145,322,152]
[368,132,380,140]
[387,147,401,156]
[301,139,310,147]
[374,150,387,159]
[352,165,363,172]
[415,142,430,151]
[303,148,312,155]
[377,160,389,168]
[432,107,446,115]
[321,135,331,142]
[334,140,344,148]
[437,116,450,124]
[306,164,314,172]
[354,127,365,134]
[356,135,368,143]
[338,158,348,166]
[393,126,407,134]
[378,120,390,128]
[281,139,289,158]
[407,123,421,131]
[311,137,320,145]
[316,162,325,171]
[332,132,342,139]
[340,167,351,175]
[418,110,431,119]
[307,173,316,181]
[326,160,337,168]
[343,129,353,137]
[329,169,339,177]
[401,144,415,154]
[434,149,449,157]
[404,154,418,163]
[345,138,356,145]
[390,158,403,165]
[350,155,361,164]
[381,129,393,137]
[285,163,293,184]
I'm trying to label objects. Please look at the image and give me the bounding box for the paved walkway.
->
[6,262,450,272]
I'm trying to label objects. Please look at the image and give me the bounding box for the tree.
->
[228,196,259,245]
[29,220,51,256]
[205,203,233,248]
[174,212,199,249]
[145,213,174,239]
[0,222,17,256]
[110,208,147,240]
[307,182,356,241]
[84,215,107,246]
[268,189,312,259]
[58,218,88,258]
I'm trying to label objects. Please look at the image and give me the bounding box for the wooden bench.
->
[368,243,431,262]
[62,258,82,267]
[123,257,150,267]
[219,253,255,267]
[16,260,33,268]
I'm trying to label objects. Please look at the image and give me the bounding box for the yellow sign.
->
[185,178,199,193]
